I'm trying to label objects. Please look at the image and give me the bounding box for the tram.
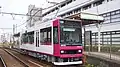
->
[18,18,83,65]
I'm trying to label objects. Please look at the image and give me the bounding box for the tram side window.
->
[28,32,34,44]
[40,32,44,43]
[21,35,23,44]
[40,27,51,45]
[21,37,23,45]
[21,31,34,44]
[22,34,28,43]
[53,27,58,44]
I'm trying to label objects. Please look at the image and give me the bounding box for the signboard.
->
[80,12,104,21]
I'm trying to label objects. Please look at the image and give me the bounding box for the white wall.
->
[83,0,120,14]
[43,0,120,33]
[85,22,120,33]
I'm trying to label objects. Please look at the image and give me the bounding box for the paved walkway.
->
[84,52,120,64]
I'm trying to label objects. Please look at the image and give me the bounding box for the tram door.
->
[35,30,39,47]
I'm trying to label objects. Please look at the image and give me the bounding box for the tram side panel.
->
[20,20,54,56]
[35,21,53,55]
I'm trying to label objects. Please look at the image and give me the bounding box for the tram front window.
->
[60,20,82,46]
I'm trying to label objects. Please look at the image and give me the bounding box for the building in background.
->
[27,5,42,28]
[26,0,120,45]
[0,33,12,43]
[41,0,120,45]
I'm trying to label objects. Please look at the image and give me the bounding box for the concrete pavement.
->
[84,52,120,64]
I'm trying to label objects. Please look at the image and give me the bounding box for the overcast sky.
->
[0,0,64,35]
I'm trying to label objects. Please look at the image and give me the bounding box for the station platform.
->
[85,52,120,64]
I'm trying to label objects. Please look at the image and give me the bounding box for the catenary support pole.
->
[13,24,15,47]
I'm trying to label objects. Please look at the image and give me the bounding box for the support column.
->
[98,25,101,52]
[83,26,86,51]
[96,23,102,52]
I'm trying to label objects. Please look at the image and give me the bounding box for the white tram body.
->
[20,19,53,55]
[14,18,83,65]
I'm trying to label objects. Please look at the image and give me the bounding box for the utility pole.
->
[16,24,17,33]
[0,6,1,14]
[13,24,15,47]
[83,26,86,51]
[47,0,60,18]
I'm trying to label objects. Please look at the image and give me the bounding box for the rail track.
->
[7,48,84,67]
[5,48,50,67]
[4,49,29,67]
[0,55,7,67]
[0,48,28,67]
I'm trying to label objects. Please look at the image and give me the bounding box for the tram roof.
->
[64,12,104,25]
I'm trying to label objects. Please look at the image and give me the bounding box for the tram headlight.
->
[61,50,64,53]
[78,50,82,53]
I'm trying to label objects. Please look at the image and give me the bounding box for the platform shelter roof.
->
[64,12,104,25]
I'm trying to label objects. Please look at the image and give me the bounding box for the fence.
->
[83,30,120,53]
[92,30,120,45]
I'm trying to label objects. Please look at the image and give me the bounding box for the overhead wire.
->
[0,12,41,17]
[16,3,59,28]
[0,28,12,29]
[16,0,93,28]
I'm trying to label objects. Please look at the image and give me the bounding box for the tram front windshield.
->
[60,20,82,46]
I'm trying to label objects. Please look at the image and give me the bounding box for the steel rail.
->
[4,49,29,67]
[0,55,7,67]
